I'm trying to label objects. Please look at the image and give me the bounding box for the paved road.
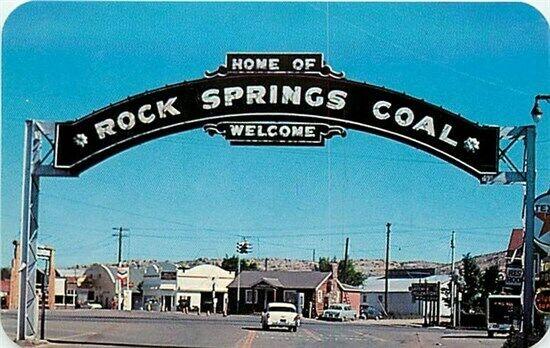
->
[1,310,505,347]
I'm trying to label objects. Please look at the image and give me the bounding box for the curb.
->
[47,339,195,348]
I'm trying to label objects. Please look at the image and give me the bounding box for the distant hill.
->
[173,250,507,276]
[63,250,507,277]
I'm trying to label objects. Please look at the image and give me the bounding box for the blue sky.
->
[1,2,548,268]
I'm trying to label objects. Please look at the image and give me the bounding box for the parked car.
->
[360,305,383,320]
[261,302,300,332]
[82,302,103,309]
[321,304,357,321]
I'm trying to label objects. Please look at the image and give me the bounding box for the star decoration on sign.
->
[464,137,480,153]
[73,133,88,147]
[536,211,550,238]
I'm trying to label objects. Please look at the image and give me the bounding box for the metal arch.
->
[16,120,538,340]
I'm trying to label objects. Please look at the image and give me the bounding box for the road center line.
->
[301,328,322,342]
[351,329,388,342]
[240,330,256,348]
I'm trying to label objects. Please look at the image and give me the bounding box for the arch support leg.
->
[17,120,41,341]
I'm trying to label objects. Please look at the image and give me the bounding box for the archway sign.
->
[53,53,499,179]
[17,53,538,341]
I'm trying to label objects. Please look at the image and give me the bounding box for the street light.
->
[531,94,550,123]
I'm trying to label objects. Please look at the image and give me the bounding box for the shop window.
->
[245,290,253,304]
[283,290,297,303]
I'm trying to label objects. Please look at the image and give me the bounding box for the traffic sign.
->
[505,266,523,287]
[535,288,550,314]
[409,283,439,301]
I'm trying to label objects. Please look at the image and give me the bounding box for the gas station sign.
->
[535,289,550,314]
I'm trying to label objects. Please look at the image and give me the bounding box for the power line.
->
[307,3,531,97]
[41,193,203,229]
[35,193,523,236]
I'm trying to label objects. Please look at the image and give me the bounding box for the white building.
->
[54,268,86,308]
[141,263,235,313]
[81,264,144,309]
[82,264,117,309]
[142,262,178,311]
[176,264,234,313]
[361,274,451,317]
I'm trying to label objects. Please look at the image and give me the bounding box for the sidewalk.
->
[301,317,447,329]
[362,318,426,327]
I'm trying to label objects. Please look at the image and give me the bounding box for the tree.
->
[221,255,259,273]
[0,267,10,280]
[317,257,331,272]
[481,265,503,300]
[316,257,365,286]
[460,253,483,313]
[338,260,365,286]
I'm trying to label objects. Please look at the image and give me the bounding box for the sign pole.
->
[40,256,49,340]
[423,299,427,327]
[437,282,441,326]
[236,252,241,314]
[522,125,536,338]
[450,231,456,327]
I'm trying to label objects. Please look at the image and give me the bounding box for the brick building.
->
[228,263,363,318]
[8,241,56,310]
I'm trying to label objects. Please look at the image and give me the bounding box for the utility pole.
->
[312,249,316,263]
[112,227,129,310]
[343,238,349,283]
[384,223,391,315]
[112,227,129,265]
[450,231,456,327]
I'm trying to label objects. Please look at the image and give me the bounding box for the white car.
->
[261,302,300,332]
[83,302,103,309]
[321,304,357,321]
